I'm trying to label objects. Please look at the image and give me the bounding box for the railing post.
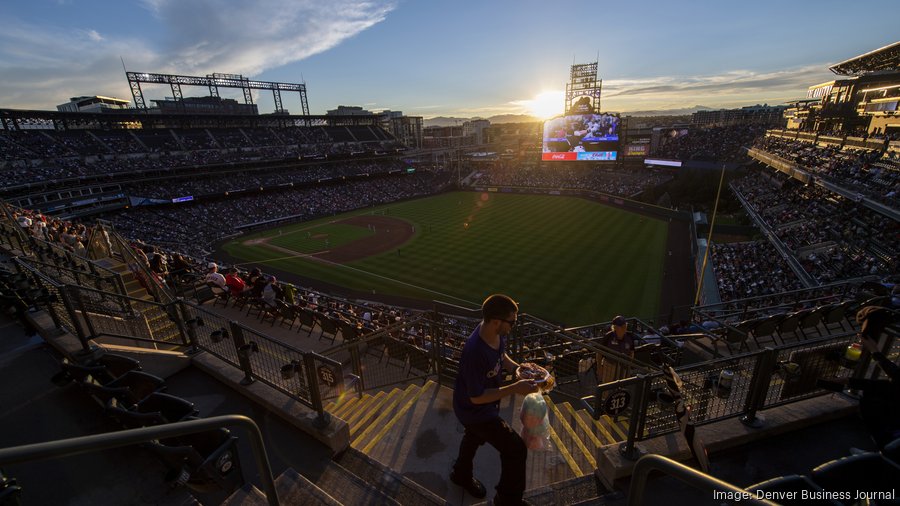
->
[178,300,201,354]
[619,375,650,461]
[348,343,365,392]
[740,347,777,428]
[303,352,331,429]
[58,285,92,354]
[230,321,255,385]
[166,298,191,348]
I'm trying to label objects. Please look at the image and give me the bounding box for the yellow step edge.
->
[545,397,596,469]
[345,392,384,420]
[582,412,617,445]
[328,393,364,417]
[349,388,404,434]
[332,393,369,419]
[561,402,603,449]
[336,392,378,420]
[358,381,435,453]
[351,384,417,444]
[345,391,390,431]
[545,421,582,477]
[602,414,628,440]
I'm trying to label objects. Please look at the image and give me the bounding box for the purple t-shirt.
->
[453,324,505,425]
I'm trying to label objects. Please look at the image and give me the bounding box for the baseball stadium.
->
[0,36,899,506]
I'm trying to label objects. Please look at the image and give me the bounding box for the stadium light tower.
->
[565,62,602,115]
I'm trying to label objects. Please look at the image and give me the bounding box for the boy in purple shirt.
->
[451,294,538,506]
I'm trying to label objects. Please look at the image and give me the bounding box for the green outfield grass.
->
[221,191,667,326]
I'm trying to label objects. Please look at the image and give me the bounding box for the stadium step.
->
[311,459,400,505]
[336,448,445,505]
[351,381,436,451]
[220,467,340,506]
[575,410,628,446]
[351,381,435,453]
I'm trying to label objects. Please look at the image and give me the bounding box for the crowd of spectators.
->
[471,164,672,198]
[8,206,91,257]
[731,170,897,284]
[655,125,767,162]
[753,136,899,208]
[711,241,804,301]
[107,172,444,258]
[0,126,404,188]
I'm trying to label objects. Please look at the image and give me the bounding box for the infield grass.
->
[221,191,667,326]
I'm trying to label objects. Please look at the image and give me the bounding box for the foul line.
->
[249,242,477,306]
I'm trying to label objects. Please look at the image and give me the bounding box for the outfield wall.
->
[468,185,692,222]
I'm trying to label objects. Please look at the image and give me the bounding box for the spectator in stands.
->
[451,294,538,505]
[224,268,247,295]
[595,316,637,384]
[168,253,194,280]
[248,268,266,297]
[261,276,281,308]
[204,262,227,291]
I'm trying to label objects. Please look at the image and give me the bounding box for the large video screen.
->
[542,113,619,161]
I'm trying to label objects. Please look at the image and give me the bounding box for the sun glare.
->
[526,90,565,119]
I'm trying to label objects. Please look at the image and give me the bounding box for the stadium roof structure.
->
[829,41,900,76]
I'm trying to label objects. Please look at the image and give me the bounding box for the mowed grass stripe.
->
[222,192,667,325]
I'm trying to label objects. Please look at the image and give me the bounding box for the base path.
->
[314,215,414,263]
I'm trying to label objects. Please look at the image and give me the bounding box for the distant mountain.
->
[485,114,540,124]
[622,105,713,117]
[423,116,474,127]
[424,114,540,127]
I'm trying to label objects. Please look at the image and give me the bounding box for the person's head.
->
[481,294,518,336]
[611,315,628,339]
[207,262,217,272]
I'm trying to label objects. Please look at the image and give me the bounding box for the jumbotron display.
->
[542,113,620,161]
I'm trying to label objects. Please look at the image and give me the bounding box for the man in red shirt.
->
[224,268,247,295]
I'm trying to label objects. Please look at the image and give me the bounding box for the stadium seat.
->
[148,428,244,503]
[745,474,840,506]
[822,301,852,333]
[722,322,752,354]
[81,370,166,407]
[318,316,339,344]
[193,284,216,305]
[277,304,298,329]
[296,308,318,336]
[810,452,900,505]
[208,283,229,308]
[751,313,784,348]
[776,312,802,343]
[407,346,432,378]
[107,392,199,428]
[385,337,409,369]
[882,437,900,467]
[797,306,825,339]
[338,320,360,343]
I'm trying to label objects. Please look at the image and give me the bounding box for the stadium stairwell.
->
[91,257,184,348]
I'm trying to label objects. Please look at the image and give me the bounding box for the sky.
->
[0,0,897,119]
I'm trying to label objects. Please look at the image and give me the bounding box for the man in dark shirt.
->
[596,315,637,384]
[451,294,539,506]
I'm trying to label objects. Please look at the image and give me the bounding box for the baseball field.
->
[220,191,667,326]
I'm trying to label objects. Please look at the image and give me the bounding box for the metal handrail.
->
[0,415,279,506]
[628,454,777,506]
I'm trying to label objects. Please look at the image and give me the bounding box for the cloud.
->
[86,30,104,42]
[138,0,396,75]
[0,0,396,109]
[600,66,836,110]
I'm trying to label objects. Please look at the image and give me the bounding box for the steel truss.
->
[125,71,310,116]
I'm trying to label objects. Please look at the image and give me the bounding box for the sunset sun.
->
[525,90,565,119]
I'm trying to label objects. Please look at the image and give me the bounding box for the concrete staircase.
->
[327,380,437,452]
[221,449,446,505]
[91,258,183,347]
